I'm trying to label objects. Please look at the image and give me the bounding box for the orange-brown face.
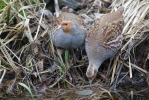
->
[61,21,73,35]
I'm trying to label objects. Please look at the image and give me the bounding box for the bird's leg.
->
[106,57,114,76]
[57,49,64,64]
[71,49,77,65]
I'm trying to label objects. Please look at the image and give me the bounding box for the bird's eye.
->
[65,23,68,26]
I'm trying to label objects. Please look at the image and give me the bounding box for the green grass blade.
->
[64,50,69,65]
[19,82,34,100]
[57,58,65,75]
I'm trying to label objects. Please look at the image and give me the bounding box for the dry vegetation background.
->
[0,0,149,99]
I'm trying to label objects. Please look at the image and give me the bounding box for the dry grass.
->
[110,0,149,83]
[0,0,149,99]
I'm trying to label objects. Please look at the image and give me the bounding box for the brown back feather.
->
[86,8,124,46]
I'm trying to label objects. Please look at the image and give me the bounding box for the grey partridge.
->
[52,13,87,61]
[85,7,124,82]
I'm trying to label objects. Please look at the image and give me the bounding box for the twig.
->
[118,60,148,73]
[42,44,52,66]
[32,59,42,82]
[49,75,63,88]
[34,3,46,40]
[0,69,6,84]
[54,0,60,17]
[64,79,75,87]
[20,65,37,94]
[131,63,147,73]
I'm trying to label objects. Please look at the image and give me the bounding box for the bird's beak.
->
[58,25,61,29]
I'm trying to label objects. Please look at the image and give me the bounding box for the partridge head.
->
[85,7,124,83]
[52,13,87,61]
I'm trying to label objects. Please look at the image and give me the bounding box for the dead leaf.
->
[37,60,44,72]
[30,39,42,54]
[76,89,93,96]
